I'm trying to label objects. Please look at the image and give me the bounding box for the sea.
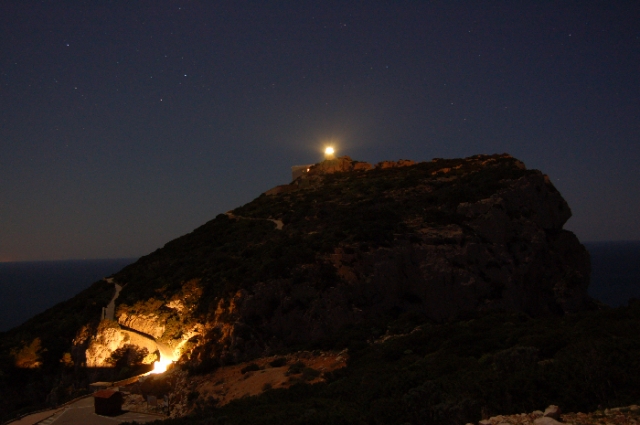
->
[0,241,639,333]
[0,258,136,332]
[584,241,640,308]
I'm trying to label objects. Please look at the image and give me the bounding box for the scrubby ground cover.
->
[0,154,615,423]
[133,301,640,425]
[0,279,115,421]
[114,155,534,317]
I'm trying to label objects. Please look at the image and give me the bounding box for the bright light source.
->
[151,358,172,374]
[325,147,335,155]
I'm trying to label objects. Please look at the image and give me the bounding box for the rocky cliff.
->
[100,153,591,370]
[0,153,605,422]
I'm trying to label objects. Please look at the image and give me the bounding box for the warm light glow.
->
[325,147,334,155]
[151,358,172,374]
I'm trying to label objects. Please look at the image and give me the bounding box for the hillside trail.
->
[101,278,121,321]
[101,279,175,363]
[225,212,283,230]
[119,326,175,362]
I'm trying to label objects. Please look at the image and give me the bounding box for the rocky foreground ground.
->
[121,350,347,418]
[473,404,640,425]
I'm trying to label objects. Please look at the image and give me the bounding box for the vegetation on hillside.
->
[113,155,534,318]
[129,301,640,425]
[0,279,115,420]
[0,154,605,423]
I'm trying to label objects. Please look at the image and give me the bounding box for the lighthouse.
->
[324,146,335,160]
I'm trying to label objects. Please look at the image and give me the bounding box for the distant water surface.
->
[0,242,639,333]
[0,258,136,332]
[585,241,640,307]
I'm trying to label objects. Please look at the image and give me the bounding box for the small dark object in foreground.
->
[93,390,123,416]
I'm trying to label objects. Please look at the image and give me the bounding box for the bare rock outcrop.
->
[306,156,372,176]
[213,155,591,359]
[473,404,640,425]
[543,405,562,420]
[84,320,163,367]
[109,154,593,368]
[375,159,416,169]
[118,312,165,339]
[85,321,128,367]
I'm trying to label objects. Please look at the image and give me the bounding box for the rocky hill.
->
[0,153,604,422]
[95,154,591,372]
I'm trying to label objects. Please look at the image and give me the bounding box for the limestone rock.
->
[85,322,127,367]
[118,312,165,339]
[353,161,373,171]
[544,405,562,420]
[375,159,416,169]
[108,154,593,368]
[533,417,563,425]
[307,156,372,175]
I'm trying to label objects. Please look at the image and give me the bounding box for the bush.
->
[301,367,321,381]
[269,357,288,368]
[240,363,261,374]
[285,362,305,375]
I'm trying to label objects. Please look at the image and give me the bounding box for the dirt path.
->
[102,280,176,363]
[225,212,284,230]
[102,280,122,321]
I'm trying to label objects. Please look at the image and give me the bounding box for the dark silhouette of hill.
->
[3,154,629,424]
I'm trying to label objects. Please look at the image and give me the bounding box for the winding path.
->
[225,212,284,230]
[101,280,176,363]
[118,326,175,363]
[101,279,121,321]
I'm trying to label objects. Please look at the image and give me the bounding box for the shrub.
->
[301,367,321,381]
[240,363,261,374]
[269,357,288,368]
[286,362,305,375]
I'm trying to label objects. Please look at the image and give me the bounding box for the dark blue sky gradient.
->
[1,1,639,261]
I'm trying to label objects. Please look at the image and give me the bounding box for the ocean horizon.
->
[1,241,639,333]
[0,258,137,332]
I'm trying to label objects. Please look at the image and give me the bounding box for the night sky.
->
[1,1,639,262]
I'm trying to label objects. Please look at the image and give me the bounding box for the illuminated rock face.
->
[81,279,208,368]
[12,338,43,368]
[85,321,178,367]
[118,313,165,339]
[85,323,127,367]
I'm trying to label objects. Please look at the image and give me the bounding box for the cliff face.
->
[104,154,591,369]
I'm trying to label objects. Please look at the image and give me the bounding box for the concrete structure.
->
[89,382,113,391]
[93,390,123,416]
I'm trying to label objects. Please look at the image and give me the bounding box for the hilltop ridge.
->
[1,153,601,422]
[96,153,591,372]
